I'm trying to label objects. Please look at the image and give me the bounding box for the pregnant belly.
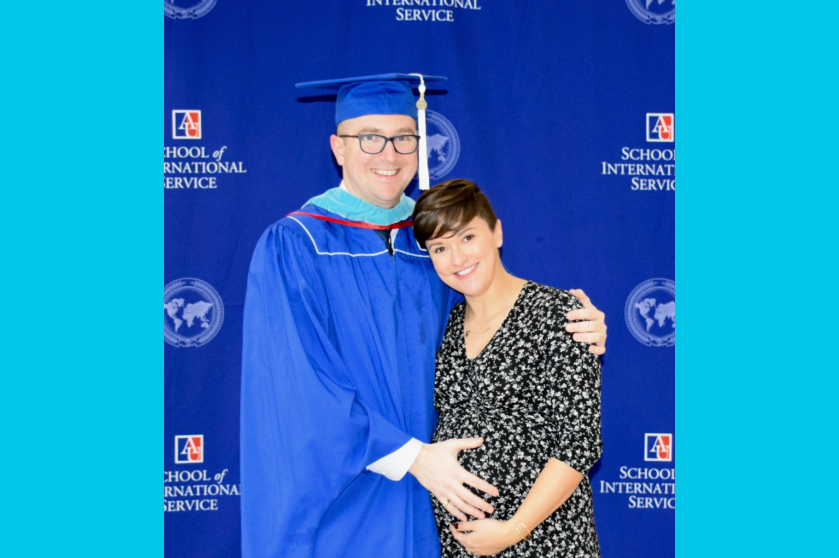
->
[433,408,557,519]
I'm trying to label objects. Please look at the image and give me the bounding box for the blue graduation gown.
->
[241,202,458,558]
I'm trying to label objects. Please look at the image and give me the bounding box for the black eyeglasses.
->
[338,134,421,155]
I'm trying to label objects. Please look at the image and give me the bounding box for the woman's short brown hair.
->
[412,179,498,248]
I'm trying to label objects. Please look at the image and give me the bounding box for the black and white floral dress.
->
[432,282,602,558]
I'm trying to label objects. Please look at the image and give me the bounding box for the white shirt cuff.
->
[366,438,423,481]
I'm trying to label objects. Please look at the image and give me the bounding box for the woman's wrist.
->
[506,515,533,547]
[490,520,515,549]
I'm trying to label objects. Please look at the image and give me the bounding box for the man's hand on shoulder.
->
[408,438,499,523]
[567,289,608,356]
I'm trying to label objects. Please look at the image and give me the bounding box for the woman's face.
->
[424,216,503,298]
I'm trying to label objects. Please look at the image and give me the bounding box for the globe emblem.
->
[425,110,461,181]
[164,279,225,348]
[164,0,219,20]
[625,278,675,347]
[625,0,675,25]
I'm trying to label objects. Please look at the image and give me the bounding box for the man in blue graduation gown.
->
[241,74,608,558]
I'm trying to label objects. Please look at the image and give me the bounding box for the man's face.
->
[330,114,418,209]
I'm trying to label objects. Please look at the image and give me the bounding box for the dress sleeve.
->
[240,223,413,558]
[544,291,603,475]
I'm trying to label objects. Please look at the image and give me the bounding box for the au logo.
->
[164,0,218,20]
[625,0,675,25]
[647,113,674,142]
[172,110,202,140]
[645,433,673,462]
[164,279,225,348]
[425,111,461,181]
[175,435,204,464]
[625,279,675,347]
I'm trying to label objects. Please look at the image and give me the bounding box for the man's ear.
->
[330,135,345,166]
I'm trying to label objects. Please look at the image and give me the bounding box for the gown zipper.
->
[385,227,394,256]
[375,227,395,256]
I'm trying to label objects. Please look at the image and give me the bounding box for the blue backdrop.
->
[164,1,674,556]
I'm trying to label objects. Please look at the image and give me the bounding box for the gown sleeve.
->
[544,292,603,475]
[240,222,413,558]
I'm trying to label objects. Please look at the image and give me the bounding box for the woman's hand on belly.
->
[409,437,500,522]
[448,519,518,556]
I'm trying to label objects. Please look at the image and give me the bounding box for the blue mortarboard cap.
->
[295,73,446,126]
[296,73,446,190]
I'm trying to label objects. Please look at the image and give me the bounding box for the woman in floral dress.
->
[412,180,602,557]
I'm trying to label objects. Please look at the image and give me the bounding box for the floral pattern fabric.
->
[432,282,603,557]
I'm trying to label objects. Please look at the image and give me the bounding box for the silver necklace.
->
[464,325,493,338]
